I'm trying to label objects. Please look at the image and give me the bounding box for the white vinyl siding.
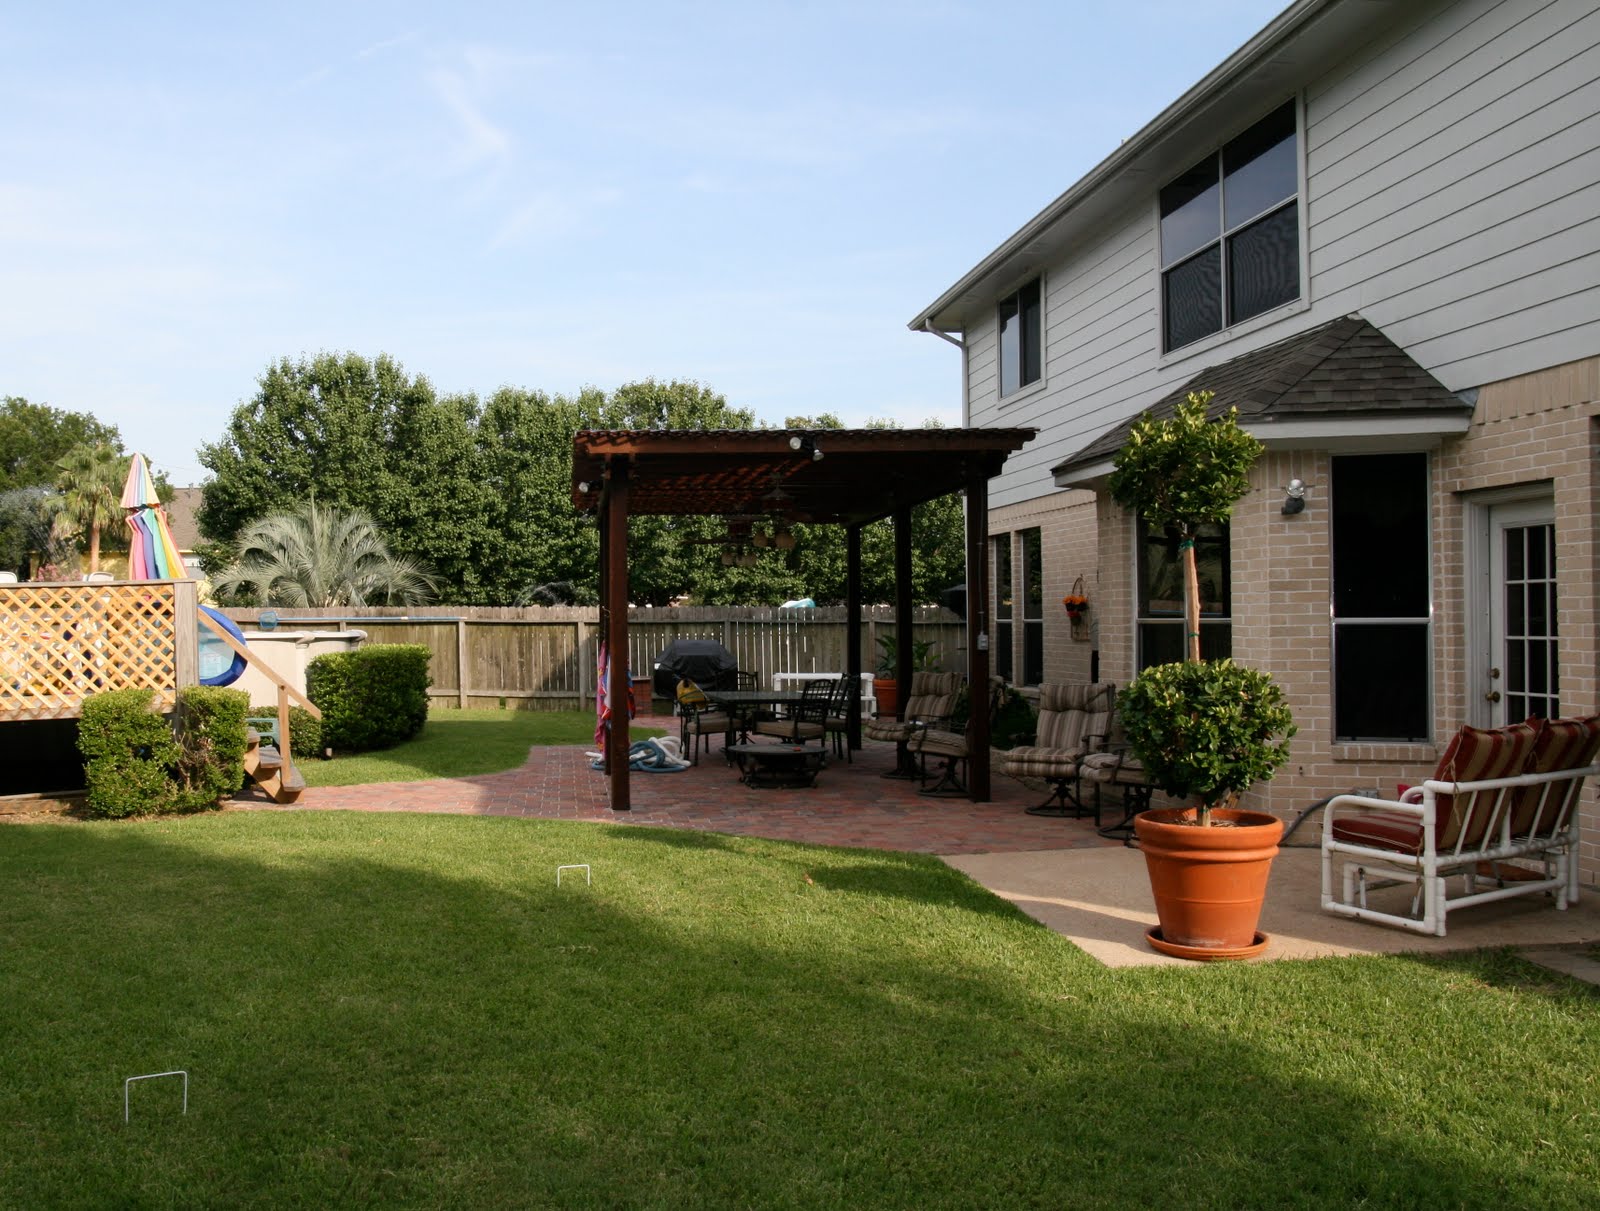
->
[969,0,1600,509]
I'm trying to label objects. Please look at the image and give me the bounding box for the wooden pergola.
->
[571,427,1037,811]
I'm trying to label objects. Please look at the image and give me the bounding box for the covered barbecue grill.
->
[652,638,739,701]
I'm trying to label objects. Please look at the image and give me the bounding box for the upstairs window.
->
[998,278,1042,396]
[1160,100,1300,352]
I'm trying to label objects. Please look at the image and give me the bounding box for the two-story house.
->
[911,0,1600,881]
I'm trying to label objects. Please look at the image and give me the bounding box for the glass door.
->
[1486,500,1558,725]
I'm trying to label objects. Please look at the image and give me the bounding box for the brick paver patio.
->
[245,738,1121,856]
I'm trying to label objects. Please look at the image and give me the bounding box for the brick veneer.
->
[991,354,1600,884]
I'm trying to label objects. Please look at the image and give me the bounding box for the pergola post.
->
[605,458,631,811]
[893,506,912,718]
[845,523,862,748]
[965,467,992,801]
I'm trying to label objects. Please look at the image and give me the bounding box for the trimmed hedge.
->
[78,685,250,818]
[307,644,431,753]
[174,686,250,809]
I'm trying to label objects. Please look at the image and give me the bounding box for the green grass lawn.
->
[3,813,1598,1208]
[301,709,666,787]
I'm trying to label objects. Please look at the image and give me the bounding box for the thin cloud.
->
[426,67,512,167]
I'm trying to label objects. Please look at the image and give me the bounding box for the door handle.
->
[1485,690,1501,703]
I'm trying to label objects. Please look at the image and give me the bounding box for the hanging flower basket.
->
[1062,576,1089,621]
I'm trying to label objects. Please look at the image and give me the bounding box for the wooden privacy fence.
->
[219,606,965,711]
[0,580,199,720]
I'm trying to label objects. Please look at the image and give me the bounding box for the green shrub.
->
[79,687,254,818]
[286,705,324,760]
[174,686,250,809]
[78,689,180,818]
[307,644,432,753]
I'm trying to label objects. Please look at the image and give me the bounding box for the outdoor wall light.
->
[788,434,824,462]
[1282,478,1307,515]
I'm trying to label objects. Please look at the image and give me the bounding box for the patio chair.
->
[1000,682,1116,820]
[1079,713,1152,837]
[823,675,855,762]
[863,671,964,777]
[1321,714,1600,936]
[754,679,831,747]
[907,676,1007,796]
[675,678,732,766]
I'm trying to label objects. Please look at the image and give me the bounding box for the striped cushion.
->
[1081,750,1146,786]
[1509,714,1600,836]
[1431,721,1541,847]
[1034,682,1115,752]
[682,711,730,734]
[1002,747,1086,779]
[865,718,916,743]
[908,727,966,759]
[1331,810,1425,855]
[754,719,824,741]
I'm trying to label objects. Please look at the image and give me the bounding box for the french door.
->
[1484,500,1558,726]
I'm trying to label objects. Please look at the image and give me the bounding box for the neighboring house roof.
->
[908,0,1404,334]
[164,486,203,552]
[1051,316,1474,486]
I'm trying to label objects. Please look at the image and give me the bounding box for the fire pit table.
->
[726,743,828,788]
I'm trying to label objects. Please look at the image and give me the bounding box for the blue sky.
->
[1,1,1286,485]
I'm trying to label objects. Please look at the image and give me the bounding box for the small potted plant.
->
[1107,391,1296,959]
[872,633,938,718]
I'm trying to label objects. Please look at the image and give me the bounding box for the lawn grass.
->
[301,708,666,787]
[3,812,1598,1208]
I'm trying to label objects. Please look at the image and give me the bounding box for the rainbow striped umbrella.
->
[121,453,186,580]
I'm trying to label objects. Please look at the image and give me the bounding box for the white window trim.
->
[996,272,1046,401]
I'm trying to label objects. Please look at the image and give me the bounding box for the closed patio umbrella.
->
[120,453,185,580]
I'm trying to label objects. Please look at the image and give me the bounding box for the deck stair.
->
[243,726,306,804]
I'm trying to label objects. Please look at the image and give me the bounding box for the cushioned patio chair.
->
[1000,682,1116,819]
[907,676,1007,796]
[753,678,831,747]
[1079,714,1152,837]
[675,678,732,766]
[864,671,964,776]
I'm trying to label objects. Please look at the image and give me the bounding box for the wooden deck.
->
[0,580,198,721]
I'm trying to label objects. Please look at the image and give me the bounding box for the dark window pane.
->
[998,295,1020,396]
[995,620,1013,681]
[1020,280,1042,386]
[1023,621,1043,686]
[1139,622,1231,671]
[1508,585,1526,635]
[1140,520,1230,616]
[1507,529,1524,578]
[994,539,1012,620]
[1527,526,1547,578]
[1530,584,1550,636]
[1022,528,1042,618]
[1332,453,1429,617]
[1335,624,1430,740]
[1227,203,1299,324]
[1160,159,1221,266]
[1528,640,1550,693]
[1507,637,1525,688]
[1164,246,1222,351]
[1223,101,1297,228]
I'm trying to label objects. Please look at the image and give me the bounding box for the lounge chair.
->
[1000,682,1116,820]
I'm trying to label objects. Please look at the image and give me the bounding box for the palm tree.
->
[51,443,125,574]
[210,500,437,607]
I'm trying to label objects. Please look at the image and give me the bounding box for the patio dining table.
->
[704,688,809,747]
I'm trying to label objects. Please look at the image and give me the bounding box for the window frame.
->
[1330,452,1434,743]
[996,276,1043,399]
[1157,97,1307,358]
[992,534,1014,683]
[1134,518,1232,671]
[1020,527,1044,686]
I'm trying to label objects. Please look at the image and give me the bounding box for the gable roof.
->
[1051,315,1473,484]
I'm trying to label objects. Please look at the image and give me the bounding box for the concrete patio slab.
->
[944,843,1600,968]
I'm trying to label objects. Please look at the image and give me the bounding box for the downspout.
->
[917,318,969,426]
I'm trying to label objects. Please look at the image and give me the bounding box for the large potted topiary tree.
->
[1107,391,1297,959]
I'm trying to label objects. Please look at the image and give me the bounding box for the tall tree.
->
[51,442,125,573]
[209,500,437,607]
[0,397,122,493]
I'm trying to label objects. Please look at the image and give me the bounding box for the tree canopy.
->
[0,396,121,494]
[198,353,968,608]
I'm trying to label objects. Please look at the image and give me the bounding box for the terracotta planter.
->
[872,677,899,718]
[1134,807,1283,960]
